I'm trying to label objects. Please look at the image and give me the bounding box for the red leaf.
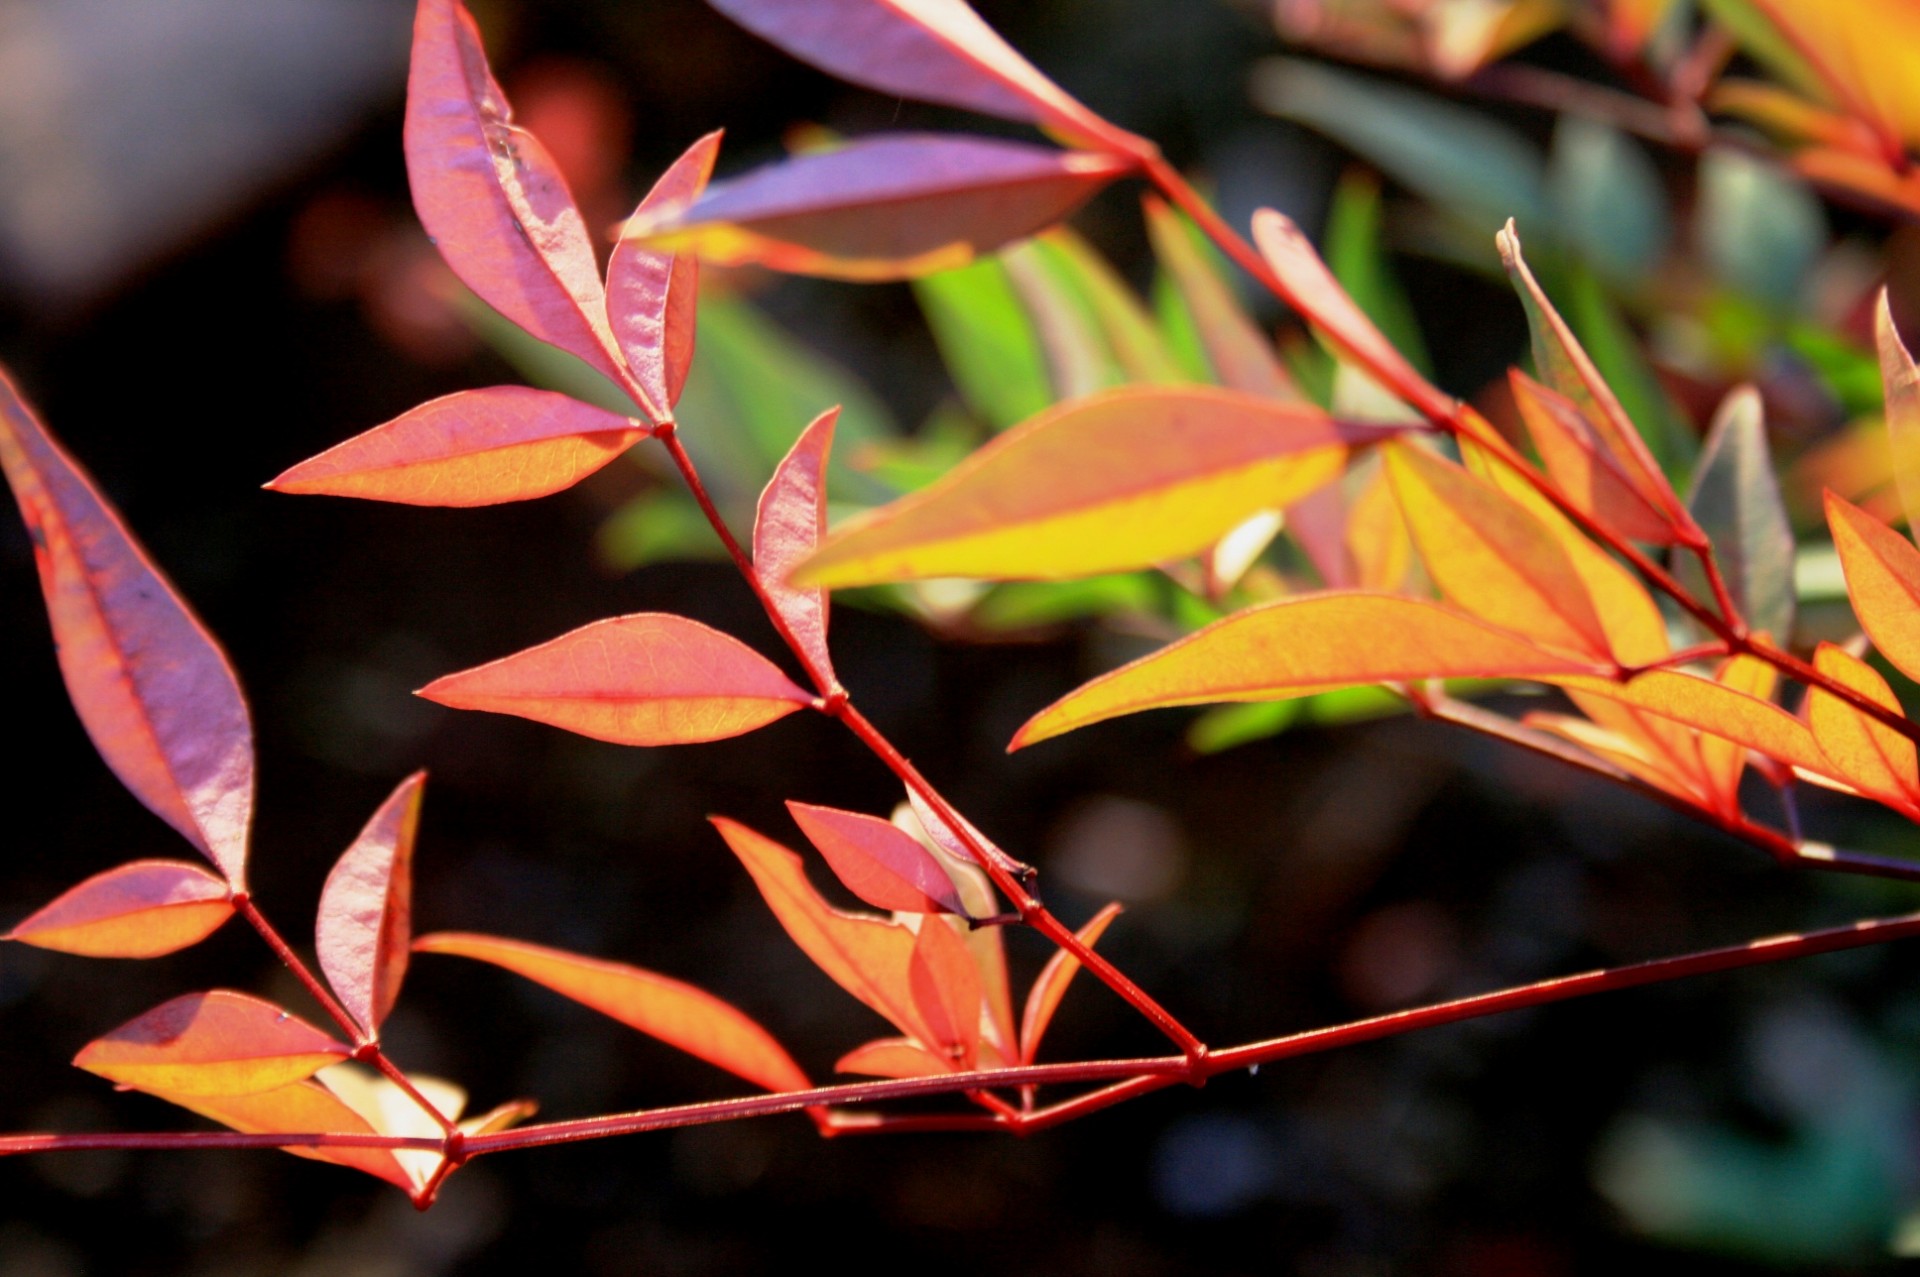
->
[417,613,814,746]
[0,368,254,885]
[316,772,426,1037]
[266,387,646,507]
[413,932,810,1094]
[703,0,1124,148]
[754,408,839,687]
[624,134,1135,281]
[608,131,722,415]
[1020,902,1121,1064]
[5,860,231,959]
[405,0,626,386]
[835,1037,953,1079]
[907,918,982,1068]
[1509,371,1679,545]
[73,991,349,1099]
[787,801,967,915]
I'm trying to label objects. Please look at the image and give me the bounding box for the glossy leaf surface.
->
[5,860,231,959]
[702,0,1119,146]
[1020,902,1120,1064]
[1827,491,1920,683]
[418,613,813,746]
[0,369,254,884]
[1684,387,1796,641]
[796,386,1375,586]
[608,131,722,415]
[1013,593,1607,747]
[405,0,624,384]
[414,933,810,1094]
[267,387,645,507]
[788,801,966,916]
[74,991,349,1098]
[625,134,1135,281]
[317,772,425,1036]
[753,409,838,685]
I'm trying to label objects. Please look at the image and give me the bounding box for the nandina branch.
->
[0,1130,442,1156]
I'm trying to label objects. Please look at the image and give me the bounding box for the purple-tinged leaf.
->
[624,134,1136,282]
[317,772,426,1037]
[5,860,231,959]
[754,408,838,686]
[608,131,723,417]
[406,0,626,385]
[788,801,968,915]
[267,387,645,506]
[0,368,254,885]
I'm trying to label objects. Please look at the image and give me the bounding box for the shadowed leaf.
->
[418,613,813,746]
[267,387,645,507]
[74,991,349,1098]
[1876,291,1920,537]
[912,255,1052,428]
[1827,491,1920,682]
[754,409,839,685]
[0,368,254,885]
[625,134,1135,281]
[317,773,425,1037]
[796,386,1381,586]
[1020,902,1121,1064]
[5,860,230,959]
[1144,197,1293,400]
[1683,387,1796,641]
[1012,592,1607,747]
[608,131,723,414]
[788,802,967,915]
[414,933,810,1093]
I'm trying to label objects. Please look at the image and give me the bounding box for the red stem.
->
[0,1130,441,1156]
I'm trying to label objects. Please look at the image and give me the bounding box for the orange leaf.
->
[266,387,646,507]
[754,409,838,686]
[0,368,254,885]
[413,932,809,1094]
[1012,592,1608,748]
[835,1037,956,1080]
[1509,370,1678,545]
[711,818,927,1043]
[5,860,231,958]
[907,918,982,1067]
[1020,902,1121,1065]
[169,1078,413,1192]
[73,991,349,1098]
[608,130,722,415]
[788,801,967,916]
[1387,442,1612,659]
[316,772,425,1036]
[417,613,813,746]
[1347,462,1413,592]
[1548,670,1828,775]
[1698,654,1779,813]
[1827,490,1920,682]
[1522,712,1703,803]
[795,386,1381,586]
[1806,643,1920,812]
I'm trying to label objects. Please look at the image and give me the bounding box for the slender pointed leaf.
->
[625,134,1134,282]
[418,613,813,746]
[1549,670,1829,774]
[0,368,253,885]
[753,409,838,685]
[788,801,966,916]
[1020,901,1120,1064]
[912,255,1053,429]
[317,772,425,1037]
[1683,386,1797,641]
[1002,238,1122,398]
[1012,592,1608,748]
[1696,654,1777,810]
[414,932,810,1093]
[907,918,981,1067]
[1143,196,1294,400]
[609,131,723,415]
[1510,370,1678,545]
[1876,291,1920,538]
[267,387,645,507]
[795,386,1382,587]
[1828,490,1920,682]
[405,0,625,386]
[5,860,231,959]
[74,991,349,1099]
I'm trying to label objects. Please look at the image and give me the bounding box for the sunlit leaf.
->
[1509,370,1677,545]
[1012,592,1607,748]
[912,255,1053,429]
[1876,291,1920,538]
[608,131,722,415]
[316,772,425,1037]
[1697,654,1778,811]
[1827,491,1920,683]
[74,991,349,1098]
[405,0,624,385]
[418,613,813,746]
[0,369,254,885]
[796,386,1382,587]
[1020,901,1120,1064]
[896,793,1018,1058]
[754,409,838,686]
[413,932,811,1093]
[168,1078,413,1191]
[787,801,967,916]
[267,387,645,507]
[907,918,982,1068]
[5,860,231,959]
[1712,0,1920,148]
[1806,643,1920,812]
[313,1063,465,1195]
[835,1037,953,1079]
[624,135,1135,282]
[1549,670,1829,774]
[1683,387,1796,641]
[1387,442,1612,659]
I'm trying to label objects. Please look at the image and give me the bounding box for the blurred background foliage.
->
[5,0,1920,1272]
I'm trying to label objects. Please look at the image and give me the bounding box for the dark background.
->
[2,2,1918,1273]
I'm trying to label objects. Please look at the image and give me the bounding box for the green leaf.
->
[1186,699,1302,753]
[596,488,728,572]
[1548,117,1670,283]
[1029,231,1185,385]
[1682,386,1797,641]
[970,573,1162,631]
[1324,170,1431,376]
[1696,148,1825,312]
[912,256,1053,430]
[1561,266,1696,477]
